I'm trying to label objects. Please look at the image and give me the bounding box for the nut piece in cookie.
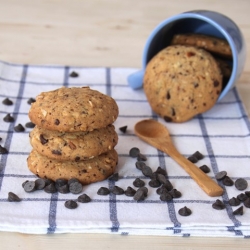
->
[143,45,223,123]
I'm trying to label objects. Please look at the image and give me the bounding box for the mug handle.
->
[127,70,144,89]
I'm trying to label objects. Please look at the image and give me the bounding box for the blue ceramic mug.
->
[127,10,246,101]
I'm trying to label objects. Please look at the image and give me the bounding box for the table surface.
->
[0,0,250,249]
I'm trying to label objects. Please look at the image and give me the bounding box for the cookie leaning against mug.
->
[143,45,223,123]
[29,124,118,161]
[28,87,119,132]
[171,33,232,58]
[27,149,118,185]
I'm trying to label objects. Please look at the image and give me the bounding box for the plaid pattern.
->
[0,61,250,237]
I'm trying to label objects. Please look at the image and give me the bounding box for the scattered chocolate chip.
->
[54,119,60,125]
[187,155,198,163]
[69,71,79,77]
[135,161,146,171]
[119,126,127,133]
[133,187,148,201]
[129,147,140,158]
[164,116,172,122]
[2,98,13,105]
[245,191,250,198]
[155,167,167,176]
[162,181,174,192]
[178,206,192,216]
[156,185,168,195]
[222,176,234,186]
[78,194,91,203]
[212,199,225,210]
[169,189,182,198]
[14,124,25,132]
[44,178,54,187]
[111,186,124,195]
[68,178,80,186]
[23,181,36,193]
[244,198,250,208]
[193,151,204,160]
[199,165,210,173]
[57,184,70,194]
[35,178,46,190]
[3,114,14,122]
[137,153,147,161]
[157,174,168,185]
[109,173,119,182]
[160,192,173,201]
[97,187,110,195]
[149,179,161,188]
[138,187,148,196]
[0,145,8,154]
[124,186,136,197]
[133,178,145,188]
[44,183,57,193]
[52,150,62,155]
[22,180,29,188]
[235,178,248,191]
[25,121,35,128]
[228,197,241,206]
[8,192,21,202]
[65,200,78,209]
[233,206,244,215]
[141,165,153,178]
[55,178,68,191]
[237,193,248,202]
[27,98,36,104]
[39,134,48,145]
[215,171,227,180]
[69,181,83,194]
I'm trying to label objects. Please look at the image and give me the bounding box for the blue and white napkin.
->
[0,61,250,237]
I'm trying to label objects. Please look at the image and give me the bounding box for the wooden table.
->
[0,0,249,249]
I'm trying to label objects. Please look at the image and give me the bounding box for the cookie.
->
[29,124,118,161]
[143,45,223,123]
[171,33,232,58]
[27,149,118,185]
[215,57,232,79]
[28,87,119,132]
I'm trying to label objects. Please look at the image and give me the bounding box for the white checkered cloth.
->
[0,61,250,237]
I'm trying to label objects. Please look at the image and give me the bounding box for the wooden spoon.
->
[134,119,224,197]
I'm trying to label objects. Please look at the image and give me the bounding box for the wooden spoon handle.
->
[165,144,224,197]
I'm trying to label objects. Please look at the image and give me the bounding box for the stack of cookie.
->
[144,33,232,123]
[27,87,119,185]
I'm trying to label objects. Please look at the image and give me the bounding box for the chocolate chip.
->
[212,199,225,210]
[193,151,204,160]
[44,178,54,187]
[235,178,248,191]
[160,192,173,201]
[228,197,241,206]
[237,193,248,202]
[65,200,78,209]
[78,194,91,203]
[124,186,136,197]
[68,178,80,186]
[166,90,171,100]
[178,206,192,216]
[156,185,169,195]
[222,176,234,186]
[244,198,250,208]
[35,178,46,190]
[171,108,175,116]
[54,119,60,125]
[233,206,244,215]
[155,167,167,176]
[215,171,227,180]
[69,181,83,194]
[3,114,14,122]
[52,150,62,155]
[111,186,124,195]
[27,98,36,104]
[97,187,110,195]
[57,184,70,194]
[0,145,8,154]
[135,161,146,171]
[14,124,25,132]
[109,173,119,182]
[141,165,153,178]
[137,153,147,161]
[149,179,161,188]
[169,189,182,198]
[55,178,68,189]
[133,178,145,188]
[39,134,48,145]
[187,155,198,163]
[157,174,168,185]
[214,80,219,87]
[164,116,172,122]
[23,181,36,193]
[25,122,35,128]
[193,83,199,88]
[8,192,21,202]
[44,183,57,193]
[162,181,174,192]
[119,126,127,133]
[2,98,13,106]
[199,165,210,173]
[75,156,80,162]
[133,187,148,201]
[69,71,79,77]
[187,51,195,57]
[129,147,140,158]
[245,191,250,198]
